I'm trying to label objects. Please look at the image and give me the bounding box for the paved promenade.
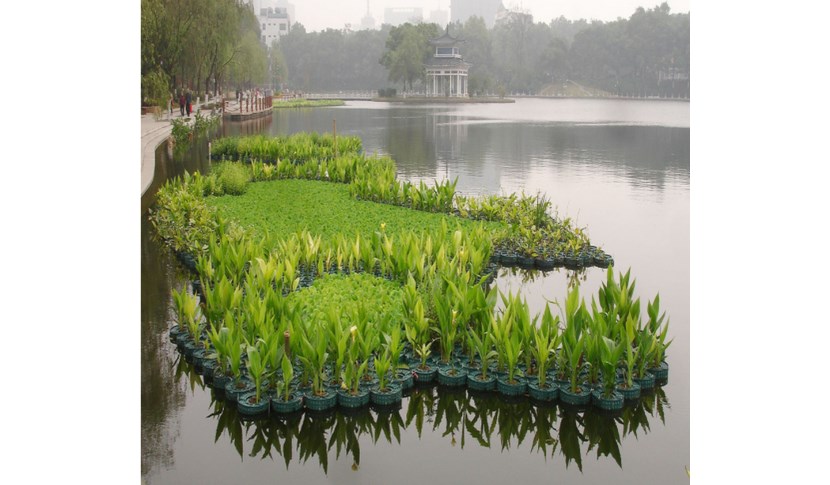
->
[140,97,277,196]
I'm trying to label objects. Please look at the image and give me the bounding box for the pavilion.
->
[424,27,471,97]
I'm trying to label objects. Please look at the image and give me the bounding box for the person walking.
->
[185,90,192,116]
[179,92,185,116]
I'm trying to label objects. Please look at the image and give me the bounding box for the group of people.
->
[169,89,193,117]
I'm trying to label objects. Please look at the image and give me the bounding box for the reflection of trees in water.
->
[204,381,669,472]
[141,217,189,477]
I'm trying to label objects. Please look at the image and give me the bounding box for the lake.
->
[141,97,689,484]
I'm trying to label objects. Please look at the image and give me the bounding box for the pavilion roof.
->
[429,26,465,46]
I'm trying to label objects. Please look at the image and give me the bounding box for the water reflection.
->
[215,101,688,198]
[199,377,669,473]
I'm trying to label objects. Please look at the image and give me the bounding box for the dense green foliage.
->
[141,0,269,100]
[277,4,687,98]
[206,179,501,241]
[210,133,362,163]
[288,273,406,332]
[279,24,392,92]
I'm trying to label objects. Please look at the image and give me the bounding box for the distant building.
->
[361,0,376,30]
[258,6,291,44]
[384,7,423,26]
[424,27,470,97]
[451,0,503,28]
[494,8,532,27]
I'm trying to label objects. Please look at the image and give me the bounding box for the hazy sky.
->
[272,0,690,32]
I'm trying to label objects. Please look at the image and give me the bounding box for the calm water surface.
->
[141,98,689,484]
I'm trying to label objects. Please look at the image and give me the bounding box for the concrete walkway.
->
[140,98,223,196]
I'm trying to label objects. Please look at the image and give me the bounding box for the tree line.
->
[141,2,689,104]
[276,3,688,98]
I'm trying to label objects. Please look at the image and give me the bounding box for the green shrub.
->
[213,162,250,195]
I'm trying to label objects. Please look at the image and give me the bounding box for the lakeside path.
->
[140,98,222,196]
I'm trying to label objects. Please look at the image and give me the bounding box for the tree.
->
[380,23,439,91]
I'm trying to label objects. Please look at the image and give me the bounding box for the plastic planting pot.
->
[237,392,270,416]
[304,389,337,412]
[517,256,536,268]
[211,372,231,391]
[394,370,414,390]
[182,340,200,360]
[370,383,403,406]
[337,388,371,408]
[191,348,207,372]
[592,389,624,411]
[528,381,559,402]
[497,376,528,397]
[271,393,303,414]
[558,384,592,406]
[201,359,217,379]
[175,332,192,348]
[467,372,497,391]
[224,379,255,403]
[413,366,437,384]
[649,361,669,381]
[437,367,468,387]
[633,372,656,390]
[616,381,642,400]
[169,325,184,341]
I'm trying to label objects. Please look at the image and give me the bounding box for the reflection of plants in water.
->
[405,386,437,438]
[530,404,559,460]
[174,354,206,394]
[584,412,623,468]
[205,385,669,472]
[497,266,587,286]
[434,387,466,446]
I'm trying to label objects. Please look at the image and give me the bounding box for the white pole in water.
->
[209,142,211,161]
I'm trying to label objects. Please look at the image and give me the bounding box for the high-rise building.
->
[384,7,424,26]
[258,5,291,44]
[361,0,376,30]
[450,0,503,28]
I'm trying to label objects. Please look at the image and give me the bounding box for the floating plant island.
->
[152,132,670,418]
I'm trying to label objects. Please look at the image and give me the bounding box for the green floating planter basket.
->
[535,257,555,270]
[528,381,559,402]
[633,372,656,390]
[305,389,338,412]
[467,372,497,391]
[224,379,255,403]
[559,384,592,406]
[237,392,270,416]
[592,390,624,411]
[271,393,304,414]
[201,359,217,379]
[394,370,414,390]
[649,361,669,381]
[169,325,184,341]
[616,381,642,400]
[437,367,467,387]
[370,383,403,406]
[337,388,371,408]
[210,372,231,391]
[497,377,527,397]
[413,366,437,383]
[182,339,200,359]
